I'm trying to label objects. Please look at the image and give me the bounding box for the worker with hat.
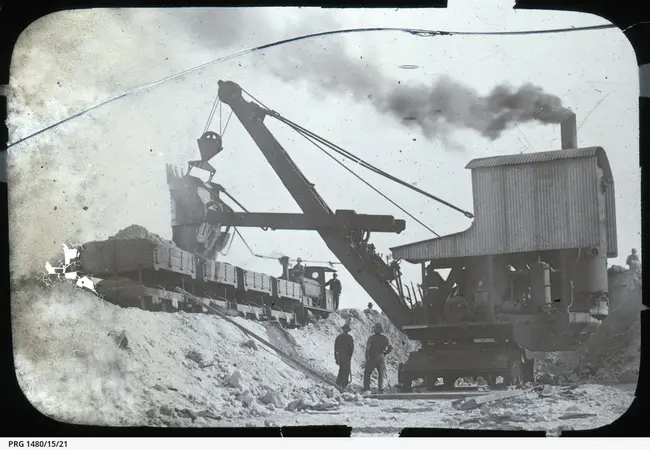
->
[325,272,342,310]
[363,322,393,393]
[334,322,354,389]
[290,257,305,282]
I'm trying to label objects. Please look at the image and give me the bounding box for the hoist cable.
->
[239,87,472,222]
[242,87,471,218]
[203,96,233,137]
[239,87,442,236]
[221,188,249,212]
[271,112,474,219]
[222,110,234,137]
[291,126,441,237]
[220,187,268,231]
[218,230,236,256]
[204,96,220,133]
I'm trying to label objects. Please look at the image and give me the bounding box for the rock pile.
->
[536,266,642,385]
[584,266,642,384]
[109,224,174,246]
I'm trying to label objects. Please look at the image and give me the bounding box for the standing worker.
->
[627,248,640,274]
[291,258,305,282]
[325,273,342,310]
[334,322,354,389]
[363,323,393,393]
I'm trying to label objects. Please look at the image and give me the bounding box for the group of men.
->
[287,257,391,392]
[333,320,393,392]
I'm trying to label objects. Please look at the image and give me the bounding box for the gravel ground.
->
[222,383,635,435]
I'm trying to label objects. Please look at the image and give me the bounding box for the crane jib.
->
[217,79,412,327]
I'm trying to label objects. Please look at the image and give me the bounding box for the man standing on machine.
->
[325,272,342,310]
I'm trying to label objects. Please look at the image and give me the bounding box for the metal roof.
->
[390,146,617,262]
[464,146,613,181]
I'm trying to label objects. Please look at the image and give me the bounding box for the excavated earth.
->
[9,225,642,433]
[109,224,174,246]
[535,265,643,386]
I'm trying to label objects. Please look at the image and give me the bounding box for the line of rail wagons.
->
[75,237,337,327]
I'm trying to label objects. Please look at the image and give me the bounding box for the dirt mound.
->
[286,308,420,390]
[11,280,335,426]
[265,321,302,360]
[584,266,642,383]
[109,224,174,246]
[537,266,642,385]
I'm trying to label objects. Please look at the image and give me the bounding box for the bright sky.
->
[7,0,640,310]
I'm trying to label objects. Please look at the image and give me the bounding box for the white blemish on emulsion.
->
[43,244,97,293]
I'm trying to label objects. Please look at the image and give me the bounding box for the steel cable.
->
[6,23,615,148]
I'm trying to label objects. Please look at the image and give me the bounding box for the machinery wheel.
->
[444,296,474,323]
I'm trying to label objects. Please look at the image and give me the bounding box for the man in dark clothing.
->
[363,323,393,393]
[325,273,342,310]
[291,258,305,282]
[425,264,445,288]
[425,265,446,324]
[334,322,354,389]
[627,248,640,273]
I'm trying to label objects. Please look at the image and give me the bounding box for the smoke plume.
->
[184,8,573,141]
[375,77,574,140]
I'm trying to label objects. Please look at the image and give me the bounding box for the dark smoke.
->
[376,76,574,140]
[181,9,574,141]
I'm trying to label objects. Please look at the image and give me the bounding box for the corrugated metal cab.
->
[391,147,617,262]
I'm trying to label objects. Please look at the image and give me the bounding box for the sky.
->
[6,0,640,310]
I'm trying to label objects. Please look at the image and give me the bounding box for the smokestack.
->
[560,113,577,150]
